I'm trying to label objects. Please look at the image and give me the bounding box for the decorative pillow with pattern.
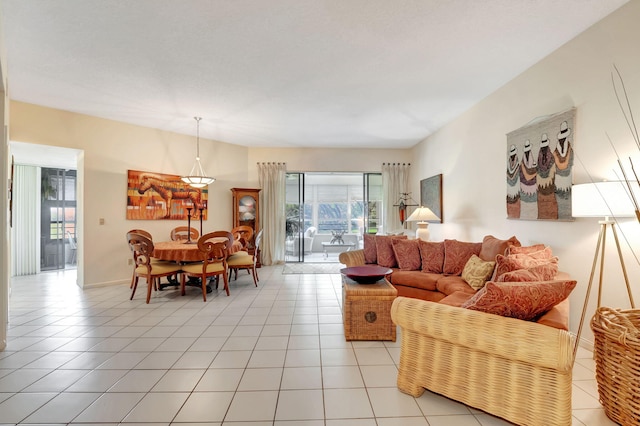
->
[363,234,377,264]
[443,240,483,275]
[375,235,408,268]
[478,235,521,261]
[392,238,422,271]
[507,244,546,255]
[461,255,496,290]
[509,247,553,260]
[461,279,577,320]
[493,253,558,279]
[418,240,445,273]
[496,262,559,282]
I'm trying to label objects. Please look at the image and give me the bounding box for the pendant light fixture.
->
[181,116,215,188]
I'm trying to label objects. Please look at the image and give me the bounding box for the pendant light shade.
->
[181,116,215,188]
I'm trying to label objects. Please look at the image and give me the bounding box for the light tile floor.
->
[0,267,616,425]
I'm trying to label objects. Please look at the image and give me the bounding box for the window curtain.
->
[257,162,287,265]
[11,165,40,276]
[382,163,411,234]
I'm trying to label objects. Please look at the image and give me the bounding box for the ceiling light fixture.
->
[181,116,215,188]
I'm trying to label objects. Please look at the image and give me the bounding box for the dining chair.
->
[170,226,200,242]
[227,229,262,287]
[127,229,173,290]
[231,225,254,251]
[127,232,183,304]
[180,231,233,301]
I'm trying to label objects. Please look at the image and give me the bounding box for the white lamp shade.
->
[407,206,440,222]
[572,182,637,218]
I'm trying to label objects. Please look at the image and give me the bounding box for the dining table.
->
[152,238,245,291]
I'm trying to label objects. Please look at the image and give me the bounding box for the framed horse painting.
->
[127,170,208,220]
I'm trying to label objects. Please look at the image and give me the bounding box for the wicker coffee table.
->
[342,275,397,341]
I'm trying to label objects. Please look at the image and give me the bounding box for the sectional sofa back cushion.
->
[392,238,422,270]
[418,240,445,273]
[375,235,408,268]
[363,234,378,264]
[461,279,577,320]
[443,240,482,275]
[478,235,521,261]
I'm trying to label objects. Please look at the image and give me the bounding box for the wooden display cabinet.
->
[231,187,261,265]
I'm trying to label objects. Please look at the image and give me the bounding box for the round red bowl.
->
[340,265,392,284]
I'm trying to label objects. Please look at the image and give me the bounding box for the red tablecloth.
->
[153,239,243,262]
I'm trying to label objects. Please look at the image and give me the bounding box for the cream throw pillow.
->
[462,254,496,290]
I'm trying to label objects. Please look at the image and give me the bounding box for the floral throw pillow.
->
[493,253,558,280]
[461,279,577,320]
[461,255,496,290]
[418,240,445,273]
[496,263,559,282]
[375,235,408,268]
[507,244,547,255]
[443,240,483,275]
[392,238,422,271]
[363,234,377,264]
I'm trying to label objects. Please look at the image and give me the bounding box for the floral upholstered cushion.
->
[443,240,483,275]
[375,235,408,268]
[461,279,577,320]
[363,234,377,264]
[392,238,422,271]
[461,255,496,290]
[418,240,445,273]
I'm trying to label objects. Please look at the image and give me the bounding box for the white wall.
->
[410,0,640,346]
[9,101,251,287]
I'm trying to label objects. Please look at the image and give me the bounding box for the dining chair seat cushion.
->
[182,262,225,274]
[135,263,182,274]
[227,254,253,266]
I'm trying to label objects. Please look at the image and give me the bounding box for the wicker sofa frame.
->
[390,296,575,426]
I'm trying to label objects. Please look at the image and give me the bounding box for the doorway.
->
[285,172,382,263]
[40,168,77,271]
[9,142,81,276]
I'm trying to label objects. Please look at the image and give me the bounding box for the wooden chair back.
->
[171,226,199,241]
[128,229,153,240]
[197,231,233,264]
[126,232,154,271]
[232,225,254,249]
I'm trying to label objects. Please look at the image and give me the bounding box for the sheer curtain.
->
[257,162,287,265]
[382,163,411,234]
[11,165,40,276]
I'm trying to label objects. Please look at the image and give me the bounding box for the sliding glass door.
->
[285,172,382,263]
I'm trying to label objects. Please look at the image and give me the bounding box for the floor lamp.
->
[571,181,637,358]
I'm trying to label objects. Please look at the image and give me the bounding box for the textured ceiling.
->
[2,0,628,149]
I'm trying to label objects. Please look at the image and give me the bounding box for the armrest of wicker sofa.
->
[339,249,366,266]
[390,296,575,371]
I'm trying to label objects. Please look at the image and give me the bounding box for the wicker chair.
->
[390,296,575,426]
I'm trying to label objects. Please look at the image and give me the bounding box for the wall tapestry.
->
[420,174,443,223]
[506,108,575,221]
[126,170,208,220]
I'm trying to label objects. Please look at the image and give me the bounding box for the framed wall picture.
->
[126,170,208,220]
[420,174,443,223]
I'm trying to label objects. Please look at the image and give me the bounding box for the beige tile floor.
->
[0,266,617,425]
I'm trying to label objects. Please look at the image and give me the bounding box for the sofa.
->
[339,234,577,425]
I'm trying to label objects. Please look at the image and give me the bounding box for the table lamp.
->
[406,206,440,241]
[571,181,637,359]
